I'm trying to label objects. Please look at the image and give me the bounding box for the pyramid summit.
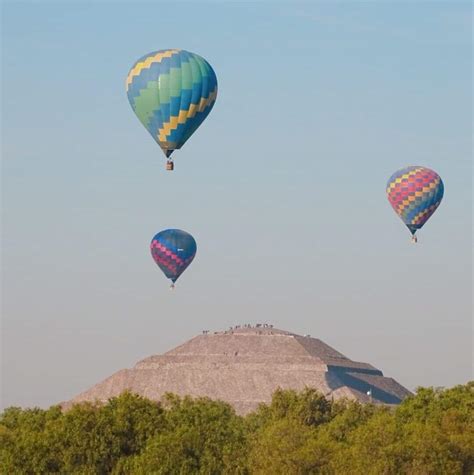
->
[66,324,411,414]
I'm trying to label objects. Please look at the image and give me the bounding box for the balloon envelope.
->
[150,229,197,283]
[126,49,218,159]
[386,166,444,235]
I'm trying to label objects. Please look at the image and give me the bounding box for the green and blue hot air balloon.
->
[126,49,218,170]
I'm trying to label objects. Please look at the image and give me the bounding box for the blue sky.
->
[2,1,472,408]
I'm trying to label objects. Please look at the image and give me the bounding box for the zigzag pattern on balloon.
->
[151,252,178,275]
[386,166,444,233]
[150,240,195,281]
[412,203,440,227]
[151,240,187,266]
[158,88,218,143]
[150,229,197,283]
[126,49,218,157]
[126,49,181,90]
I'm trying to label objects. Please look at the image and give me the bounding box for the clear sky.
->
[1,1,472,409]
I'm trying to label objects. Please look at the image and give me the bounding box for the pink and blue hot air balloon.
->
[386,166,444,243]
[150,229,197,288]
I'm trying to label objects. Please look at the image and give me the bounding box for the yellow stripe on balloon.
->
[126,49,181,90]
[157,87,218,142]
[197,88,218,113]
[177,109,188,123]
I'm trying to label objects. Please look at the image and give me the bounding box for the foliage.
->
[119,394,248,474]
[0,383,472,474]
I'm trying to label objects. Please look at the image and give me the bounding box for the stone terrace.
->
[65,324,411,414]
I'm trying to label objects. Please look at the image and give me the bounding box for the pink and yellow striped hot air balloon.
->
[386,166,444,243]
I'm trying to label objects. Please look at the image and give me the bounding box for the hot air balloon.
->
[386,166,444,243]
[126,49,218,171]
[150,229,197,288]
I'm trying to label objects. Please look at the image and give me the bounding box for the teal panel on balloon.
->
[126,49,218,158]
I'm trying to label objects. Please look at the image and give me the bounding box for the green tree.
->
[248,417,336,474]
[1,383,472,474]
[59,393,165,473]
[0,405,64,473]
[249,388,333,430]
[123,395,248,474]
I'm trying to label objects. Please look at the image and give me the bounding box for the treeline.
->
[1,382,473,474]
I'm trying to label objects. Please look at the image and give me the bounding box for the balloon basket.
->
[411,235,418,244]
[170,283,175,290]
[166,160,174,171]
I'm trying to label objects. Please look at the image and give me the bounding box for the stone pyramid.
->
[66,325,411,414]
